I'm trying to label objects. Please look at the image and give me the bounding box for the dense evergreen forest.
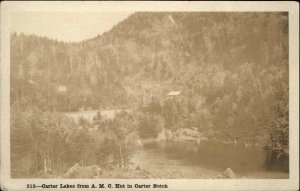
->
[11,12,289,177]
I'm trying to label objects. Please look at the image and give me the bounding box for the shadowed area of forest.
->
[10,12,288,178]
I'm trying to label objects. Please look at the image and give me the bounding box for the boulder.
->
[157,128,175,141]
[135,165,141,171]
[223,168,236,179]
[62,163,101,178]
[79,165,101,178]
[135,139,143,147]
[157,127,207,142]
[157,128,167,141]
[62,163,81,178]
[33,170,56,178]
[165,129,174,140]
[175,128,203,142]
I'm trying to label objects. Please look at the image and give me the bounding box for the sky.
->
[10,12,134,42]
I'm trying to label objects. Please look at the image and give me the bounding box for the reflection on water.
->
[132,140,289,178]
[153,141,267,172]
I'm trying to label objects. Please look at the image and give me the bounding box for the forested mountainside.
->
[11,12,289,177]
[11,12,288,110]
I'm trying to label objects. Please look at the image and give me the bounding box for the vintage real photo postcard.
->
[1,1,299,191]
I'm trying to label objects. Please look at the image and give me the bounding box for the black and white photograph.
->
[1,1,299,191]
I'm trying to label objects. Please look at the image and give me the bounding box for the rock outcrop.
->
[223,168,236,179]
[157,127,207,143]
[61,163,101,178]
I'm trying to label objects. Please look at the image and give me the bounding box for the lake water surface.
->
[131,141,289,179]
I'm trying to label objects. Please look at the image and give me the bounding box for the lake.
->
[131,140,289,179]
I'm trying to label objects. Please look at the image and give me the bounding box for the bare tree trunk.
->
[68,101,71,112]
[35,151,38,172]
[234,137,237,147]
[27,154,30,174]
[114,151,117,169]
[21,85,24,100]
[42,45,44,58]
[119,145,122,169]
[124,145,128,170]
[43,159,48,173]
[70,59,73,74]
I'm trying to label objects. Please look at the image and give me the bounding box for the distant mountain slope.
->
[11,12,288,113]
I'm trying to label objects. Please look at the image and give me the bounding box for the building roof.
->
[58,85,67,92]
[167,91,181,96]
